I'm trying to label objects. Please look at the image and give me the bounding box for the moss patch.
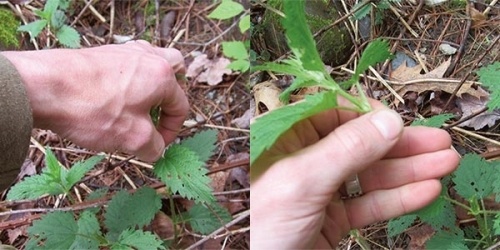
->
[0,7,20,49]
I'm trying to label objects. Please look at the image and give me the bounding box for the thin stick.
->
[368,66,405,104]
[451,127,500,148]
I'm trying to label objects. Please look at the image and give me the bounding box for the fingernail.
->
[370,110,403,140]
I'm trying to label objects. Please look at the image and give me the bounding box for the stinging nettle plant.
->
[18,0,81,48]
[9,129,231,249]
[250,0,392,165]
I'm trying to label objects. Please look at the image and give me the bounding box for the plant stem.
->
[443,195,472,211]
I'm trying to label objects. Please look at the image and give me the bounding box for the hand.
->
[1,41,189,162]
[251,100,459,249]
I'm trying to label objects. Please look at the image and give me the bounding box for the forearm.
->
[0,54,33,190]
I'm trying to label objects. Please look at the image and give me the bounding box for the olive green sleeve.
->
[0,54,33,191]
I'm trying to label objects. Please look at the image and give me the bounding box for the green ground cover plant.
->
[251,0,500,248]
[17,0,81,48]
[8,130,231,249]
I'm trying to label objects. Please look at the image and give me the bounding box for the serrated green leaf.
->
[17,20,48,39]
[416,191,456,231]
[282,0,325,72]
[253,59,328,87]
[477,62,500,111]
[239,14,250,33]
[104,187,162,242]
[411,113,454,128]
[112,229,165,250]
[7,149,103,200]
[43,0,60,18]
[493,214,500,236]
[279,78,316,103]
[387,214,417,237]
[179,129,218,163]
[188,202,232,235]
[227,59,250,72]
[26,211,78,249]
[207,0,244,20]
[352,1,372,20]
[426,230,467,250]
[72,211,102,249]
[222,41,248,60]
[154,145,215,203]
[250,91,338,165]
[56,25,81,48]
[453,154,496,199]
[51,9,67,30]
[65,155,104,189]
[353,39,392,82]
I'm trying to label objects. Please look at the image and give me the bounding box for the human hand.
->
[251,100,459,249]
[1,41,189,162]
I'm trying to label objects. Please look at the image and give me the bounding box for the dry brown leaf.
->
[406,224,435,249]
[391,58,450,81]
[7,225,28,244]
[391,59,489,103]
[232,101,254,129]
[150,212,177,240]
[186,54,232,85]
[456,94,500,130]
[253,81,284,115]
[210,171,229,193]
[470,7,487,27]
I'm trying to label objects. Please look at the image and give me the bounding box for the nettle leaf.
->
[56,25,81,48]
[207,0,244,20]
[17,20,48,39]
[493,214,500,236]
[279,78,316,103]
[187,202,232,235]
[227,59,250,72]
[352,1,372,20]
[426,229,467,250]
[104,187,162,242]
[112,229,165,250]
[387,214,417,237]
[416,194,456,231]
[239,14,250,33]
[477,62,500,111]
[453,154,496,199]
[222,41,248,60]
[179,129,218,163]
[282,0,325,72]
[26,211,101,249]
[250,91,338,165]
[7,149,103,200]
[351,39,392,83]
[154,144,215,203]
[50,10,67,30]
[411,113,454,128]
[43,0,60,19]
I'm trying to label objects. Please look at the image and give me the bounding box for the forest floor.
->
[0,0,249,249]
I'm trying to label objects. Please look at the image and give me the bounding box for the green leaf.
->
[179,129,218,163]
[416,195,456,231]
[72,211,102,249]
[207,0,244,20]
[352,1,372,20]
[282,0,325,72]
[112,229,165,250]
[453,154,496,199]
[239,14,250,33]
[27,212,76,249]
[187,202,232,235]
[477,62,500,111]
[65,155,104,189]
[352,39,392,82]
[104,187,162,242]
[43,0,60,19]
[50,9,67,30]
[222,41,248,60]
[253,59,328,87]
[56,25,81,48]
[493,213,500,236]
[411,113,454,128]
[17,20,48,39]
[426,230,467,250]
[7,149,103,200]
[154,145,215,203]
[387,214,417,237]
[250,91,338,165]
[279,78,316,103]
[227,59,250,72]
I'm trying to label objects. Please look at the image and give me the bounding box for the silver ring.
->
[345,174,362,197]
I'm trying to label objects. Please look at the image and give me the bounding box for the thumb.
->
[275,108,404,198]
